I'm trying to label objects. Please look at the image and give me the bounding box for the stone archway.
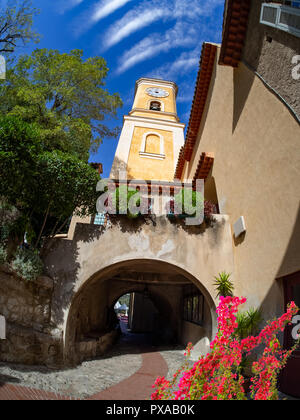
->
[63,259,217,366]
[43,215,234,366]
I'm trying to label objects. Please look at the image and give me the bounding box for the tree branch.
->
[35,202,50,248]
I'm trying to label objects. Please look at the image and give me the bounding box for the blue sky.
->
[28,0,224,177]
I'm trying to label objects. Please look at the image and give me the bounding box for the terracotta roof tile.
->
[174,146,185,180]
[184,43,217,163]
[219,0,251,67]
[174,43,217,180]
[192,153,215,187]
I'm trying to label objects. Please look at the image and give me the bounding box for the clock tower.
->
[110,78,185,182]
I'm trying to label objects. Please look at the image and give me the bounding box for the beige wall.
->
[183,47,300,319]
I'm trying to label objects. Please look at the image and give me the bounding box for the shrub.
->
[111,186,143,218]
[236,308,263,340]
[214,272,234,298]
[11,247,43,282]
[151,296,299,400]
[174,189,204,217]
[0,244,7,265]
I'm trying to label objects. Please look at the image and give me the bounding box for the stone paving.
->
[0,321,187,400]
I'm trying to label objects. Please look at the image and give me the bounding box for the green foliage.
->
[214,272,234,298]
[236,308,263,340]
[0,115,43,208]
[36,150,100,220]
[112,186,141,219]
[119,294,130,307]
[0,244,7,264]
[11,247,43,281]
[0,116,100,247]
[174,189,204,216]
[0,48,123,160]
[0,0,39,54]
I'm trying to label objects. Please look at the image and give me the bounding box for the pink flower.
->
[151,297,299,401]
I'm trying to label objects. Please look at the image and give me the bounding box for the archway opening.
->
[65,260,215,365]
[113,289,176,348]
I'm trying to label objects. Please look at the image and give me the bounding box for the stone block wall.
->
[0,266,62,366]
[75,329,120,365]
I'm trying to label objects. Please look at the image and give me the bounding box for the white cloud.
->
[116,22,197,74]
[57,0,84,14]
[73,0,133,37]
[147,48,202,81]
[101,0,223,51]
[102,7,168,50]
[91,0,132,23]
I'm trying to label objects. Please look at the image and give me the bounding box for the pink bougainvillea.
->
[151,297,299,401]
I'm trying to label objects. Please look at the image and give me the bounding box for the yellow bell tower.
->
[110,78,185,182]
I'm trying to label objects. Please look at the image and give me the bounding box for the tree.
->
[33,150,99,248]
[0,115,43,209]
[0,116,100,248]
[0,0,39,54]
[0,49,123,161]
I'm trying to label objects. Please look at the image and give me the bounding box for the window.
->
[150,101,161,111]
[182,285,204,326]
[145,134,160,154]
[140,131,165,159]
[260,2,300,37]
[94,212,110,227]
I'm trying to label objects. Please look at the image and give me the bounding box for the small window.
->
[182,285,204,326]
[150,101,161,112]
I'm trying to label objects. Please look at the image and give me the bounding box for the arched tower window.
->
[145,134,160,154]
[150,101,162,112]
[140,132,165,158]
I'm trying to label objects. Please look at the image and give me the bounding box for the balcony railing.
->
[260,2,300,37]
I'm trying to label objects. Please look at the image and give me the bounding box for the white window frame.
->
[260,2,300,38]
[139,132,165,160]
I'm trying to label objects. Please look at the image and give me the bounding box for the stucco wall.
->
[43,215,234,363]
[183,47,300,320]
[127,127,174,181]
[243,0,300,119]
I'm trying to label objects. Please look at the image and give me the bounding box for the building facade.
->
[175,0,300,397]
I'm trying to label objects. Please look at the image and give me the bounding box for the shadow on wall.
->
[232,66,255,133]
[239,0,300,124]
[259,204,300,320]
[276,204,300,280]
[109,156,136,180]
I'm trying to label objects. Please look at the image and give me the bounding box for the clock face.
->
[146,87,169,98]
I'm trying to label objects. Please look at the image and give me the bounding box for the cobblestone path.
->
[0,322,186,400]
